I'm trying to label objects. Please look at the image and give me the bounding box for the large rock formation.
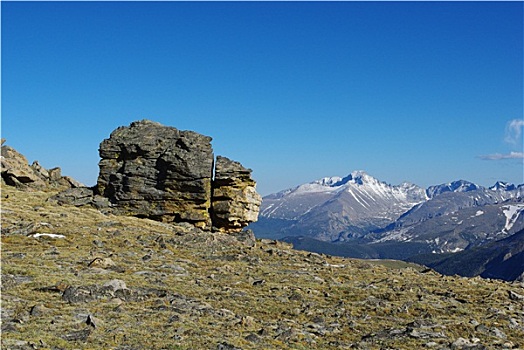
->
[3,121,261,232]
[96,120,215,229]
[94,120,261,232]
[1,139,82,190]
[212,156,262,232]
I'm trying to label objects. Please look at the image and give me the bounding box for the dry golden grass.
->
[2,185,523,349]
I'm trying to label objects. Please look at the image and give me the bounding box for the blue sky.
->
[2,1,523,195]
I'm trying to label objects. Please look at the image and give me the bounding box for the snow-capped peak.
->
[490,181,516,191]
[349,170,375,184]
[426,180,480,198]
[289,171,388,196]
[331,170,377,186]
[312,176,343,186]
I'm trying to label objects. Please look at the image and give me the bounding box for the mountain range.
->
[248,171,524,280]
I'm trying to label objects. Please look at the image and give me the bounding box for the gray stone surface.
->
[96,120,214,229]
[49,187,110,209]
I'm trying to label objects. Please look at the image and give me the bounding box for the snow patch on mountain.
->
[261,171,427,220]
[502,204,524,232]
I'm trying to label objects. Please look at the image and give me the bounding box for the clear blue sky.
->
[2,1,523,195]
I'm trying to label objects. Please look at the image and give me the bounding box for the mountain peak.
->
[490,181,516,191]
[350,170,374,184]
[350,170,369,177]
[332,170,377,186]
[426,180,480,198]
[312,176,343,187]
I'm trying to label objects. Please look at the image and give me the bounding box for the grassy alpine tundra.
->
[2,186,523,349]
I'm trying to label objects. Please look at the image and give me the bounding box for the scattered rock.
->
[508,290,524,301]
[216,342,242,350]
[408,329,446,339]
[244,333,260,343]
[61,328,92,342]
[1,145,46,188]
[451,337,486,349]
[102,279,127,291]
[29,304,48,317]
[86,314,100,329]
[88,257,116,269]
[49,187,110,209]
[490,327,507,339]
[62,286,96,304]
[36,282,69,294]
[252,279,265,286]
[229,229,257,247]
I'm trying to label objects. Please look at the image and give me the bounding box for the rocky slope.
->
[408,228,524,282]
[373,189,524,250]
[2,185,524,349]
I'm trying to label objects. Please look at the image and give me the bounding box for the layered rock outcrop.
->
[212,156,262,232]
[96,120,215,229]
[94,120,261,232]
[12,120,261,232]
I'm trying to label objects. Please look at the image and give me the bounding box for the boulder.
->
[1,141,83,190]
[212,156,262,232]
[96,120,214,229]
[1,145,46,188]
[43,120,262,233]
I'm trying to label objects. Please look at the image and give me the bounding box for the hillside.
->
[2,186,524,349]
[408,229,524,282]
